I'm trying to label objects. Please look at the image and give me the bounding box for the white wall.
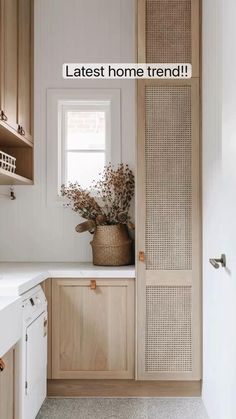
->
[203,1,236,418]
[220,3,236,415]
[202,0,223,417]
[0,0,136,261]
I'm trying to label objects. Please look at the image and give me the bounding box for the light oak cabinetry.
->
[51,278,134,379]
[137,0,201,380]
[17,0,33,143]
[0,347,17,419]
[0,0,18,133]
[0,0,33,184]
[41,278,52,379]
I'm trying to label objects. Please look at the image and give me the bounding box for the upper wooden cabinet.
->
[0,0,18,133]
[0,0,33,144]
[51,278,135,379]
[0,0,32,145]
[0,0,34,185]
[18,0,33,143]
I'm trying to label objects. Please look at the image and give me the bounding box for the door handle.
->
[139,251,145,262]
[0,110,7,121]
[90,280,97,290]
[209,254,226,269]
[18,125,25,136]
[0,358,5,372]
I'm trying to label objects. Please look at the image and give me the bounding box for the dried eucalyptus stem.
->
[62,163,135,232]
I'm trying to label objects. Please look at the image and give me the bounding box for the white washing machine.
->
[19,285,48,419]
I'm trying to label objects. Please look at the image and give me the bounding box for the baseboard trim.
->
[47,379,202,398]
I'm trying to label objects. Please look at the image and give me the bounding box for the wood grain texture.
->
[138,0,146,62]
[0,121,33,147]
[0,0,34,185]
[0,167,32,185]
[41,279,52,379]
[0,0,18,132]
[18,0,33,142]
[1,146,33,179]
[0,348,15,419]
[47,379,202,397]
[191,0,200,78]
[52,279,135,379]
[146,270,192,285]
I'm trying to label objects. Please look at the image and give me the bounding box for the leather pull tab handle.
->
[139,251,145,262]
[0,359,5,372]
[90,280,97,290]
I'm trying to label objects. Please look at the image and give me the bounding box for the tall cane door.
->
[137,0,201,380]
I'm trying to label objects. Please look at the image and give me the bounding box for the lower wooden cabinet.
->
[41,279,52,379]
[0,347,17,419]
[51,278,135,379]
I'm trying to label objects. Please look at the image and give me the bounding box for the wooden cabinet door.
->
[41,279,52,379]
[137,1,201,381]
[0,348,15,419]
[18,0,33,142]
[0,0,18,132]
[52,279,134,379]
[137,80,201,381]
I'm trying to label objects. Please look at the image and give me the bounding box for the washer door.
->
[25,311,47,395]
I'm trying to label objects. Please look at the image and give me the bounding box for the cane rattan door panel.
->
[145,285,192,373]
[145,85,192,271]
[146,0,192,64]
[138,0,200,77]
[137,79,201,380]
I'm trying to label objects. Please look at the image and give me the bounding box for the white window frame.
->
[47,89,121,206]
[60,101,111,188]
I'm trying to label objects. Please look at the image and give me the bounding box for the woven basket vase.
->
[90,224,132,266]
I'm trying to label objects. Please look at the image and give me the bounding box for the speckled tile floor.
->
[36,398,209,419]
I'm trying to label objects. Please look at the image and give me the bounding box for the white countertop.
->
[0,263,135,296]
[0,295,19,311]
[0,296,21,357]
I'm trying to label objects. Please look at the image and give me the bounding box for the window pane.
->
[66,152,105,188]
[66,111,106,150]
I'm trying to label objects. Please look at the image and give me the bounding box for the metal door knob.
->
[209,254,226,269]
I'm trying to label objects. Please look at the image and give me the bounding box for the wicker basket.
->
[0,150,16,173]
[90,224,132,266]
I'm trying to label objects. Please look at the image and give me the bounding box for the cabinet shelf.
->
[0,168,33,185]
[0,121,33,148]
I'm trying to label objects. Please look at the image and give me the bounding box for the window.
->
[60,101,111,189]
[47,89,121,205]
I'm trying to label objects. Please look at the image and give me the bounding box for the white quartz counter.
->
[0,263,135,296]
[0,296,21,357]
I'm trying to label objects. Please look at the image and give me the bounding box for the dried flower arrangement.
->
[62,163,135,234]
